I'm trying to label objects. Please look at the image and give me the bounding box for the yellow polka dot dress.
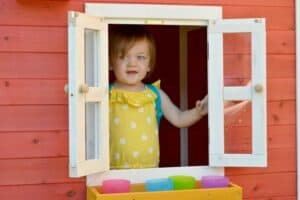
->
[109,83,160,169]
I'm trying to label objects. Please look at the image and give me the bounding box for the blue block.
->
[145,178,173,192]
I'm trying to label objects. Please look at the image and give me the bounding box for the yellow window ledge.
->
[87,181,242,200]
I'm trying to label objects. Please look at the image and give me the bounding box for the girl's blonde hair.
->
[109,25,156,76]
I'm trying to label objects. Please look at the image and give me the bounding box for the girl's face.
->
[112,39,151,90]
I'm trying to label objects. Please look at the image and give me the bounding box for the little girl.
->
[109,25,208,169]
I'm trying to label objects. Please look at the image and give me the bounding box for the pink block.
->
[102,179,131,194]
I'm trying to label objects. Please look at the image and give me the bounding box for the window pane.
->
[224,101,252,154]
[85,28,99,87]
[85,102,99,159]
[85,28,100,160]
[223,33,252,154]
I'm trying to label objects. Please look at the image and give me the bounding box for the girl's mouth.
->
[126,71,138,75]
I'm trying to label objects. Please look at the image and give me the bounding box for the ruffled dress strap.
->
[109,84,157,108]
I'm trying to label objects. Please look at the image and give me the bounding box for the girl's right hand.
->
[195,95,208,117]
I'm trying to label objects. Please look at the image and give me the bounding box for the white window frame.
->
[67,3,267,186]
[68,11,109,177]
[208,19,267,166]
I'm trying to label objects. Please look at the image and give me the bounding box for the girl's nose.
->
[127,57,137,66]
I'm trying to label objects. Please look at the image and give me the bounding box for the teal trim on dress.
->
[146,84,162,125]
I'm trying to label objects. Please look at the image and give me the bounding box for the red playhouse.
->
[0,1,298,200]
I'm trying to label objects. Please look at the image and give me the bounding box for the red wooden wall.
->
[0,0,296,199]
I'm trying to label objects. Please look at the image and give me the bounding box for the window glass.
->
[85,28,100,160]
[223,33,252,154]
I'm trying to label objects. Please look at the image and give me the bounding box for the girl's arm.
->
[224,100,250,126]
[223,80,251,125]
[159,87,249,128]
[159,89,208,128]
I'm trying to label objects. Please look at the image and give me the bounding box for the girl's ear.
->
[109,66,113,71]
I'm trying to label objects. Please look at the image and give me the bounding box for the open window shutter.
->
[208,18,267,166]
[68,11,109,177]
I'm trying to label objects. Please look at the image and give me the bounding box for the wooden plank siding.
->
[0,183,86,200]
[0,79,294,105]
[230,173,296,199]
[0,53,68,79]
[0,131,68,158]
[0,0,296,199]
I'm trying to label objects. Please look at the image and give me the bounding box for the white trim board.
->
[86,3,222,21]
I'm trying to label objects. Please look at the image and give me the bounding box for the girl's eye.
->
[137,55,146,60]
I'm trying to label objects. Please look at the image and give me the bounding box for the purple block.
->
[201,176,229,188]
